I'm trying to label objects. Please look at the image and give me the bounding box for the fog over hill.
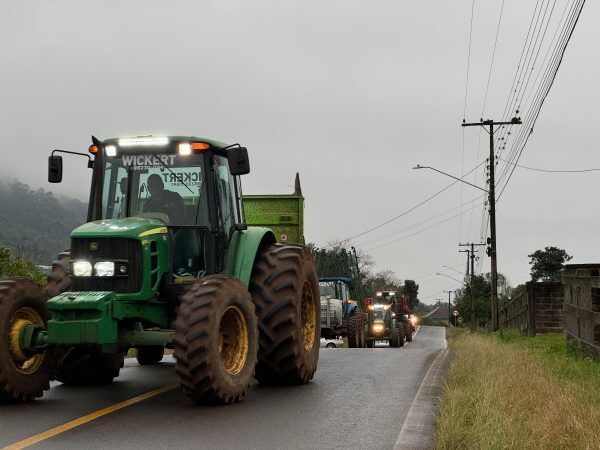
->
[0,181,87,264]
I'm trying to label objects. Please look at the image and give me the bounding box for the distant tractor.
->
[0,135,320,405]
[319,277,366,348]
[365,291,407,348]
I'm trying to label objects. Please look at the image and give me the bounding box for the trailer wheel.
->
[0,279,54,402]
[56,348,124,385]
[44,251,71,298]
[250,244,320,385]
[136,346,165,365]
[406,325,413,342]
[174,275,257,404]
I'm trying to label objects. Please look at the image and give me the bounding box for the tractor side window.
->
[102,164,129,220]
[214,156,237,233]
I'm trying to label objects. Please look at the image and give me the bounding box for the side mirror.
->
[48,155,63,183]
[228,147,250,175]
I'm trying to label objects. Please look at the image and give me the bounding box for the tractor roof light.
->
[105,145,117,157]
[179,142,210,156]
[118,136,169,147]
[178,143,192,156]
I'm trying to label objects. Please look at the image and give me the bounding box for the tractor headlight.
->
[94,261,115,277]
[372,323,384,333]
[73,261,93,277]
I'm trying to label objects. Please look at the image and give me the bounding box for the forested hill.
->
[0,182,87,264]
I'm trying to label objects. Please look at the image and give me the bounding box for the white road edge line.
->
[394,327,451,450]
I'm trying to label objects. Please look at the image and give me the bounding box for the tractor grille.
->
[71,238,143,293]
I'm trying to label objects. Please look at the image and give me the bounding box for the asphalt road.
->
[0,326,446,450]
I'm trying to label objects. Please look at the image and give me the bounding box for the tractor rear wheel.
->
[174,275,257,404]
[250,244,320,385]
[389,328,404,347]
[136,346,165,365]
[406,324,413,342]
[0,279,54,402]
[56,348,124,385]
[44,251,71,298]
[347,314,360,348]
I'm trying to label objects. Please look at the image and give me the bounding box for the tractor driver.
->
[143,174,186,224]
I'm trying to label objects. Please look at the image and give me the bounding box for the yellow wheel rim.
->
[8,307,44,374]
[218,305,249,376]
[301,280,316,351]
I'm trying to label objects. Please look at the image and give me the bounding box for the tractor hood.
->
[71,217,168,240]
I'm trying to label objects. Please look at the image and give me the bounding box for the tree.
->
[402,279,419,309]
[528,246,572,282]
[364,269,402,296]
[453,275,491,328]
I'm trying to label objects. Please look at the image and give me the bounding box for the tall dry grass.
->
[435,332,600,450]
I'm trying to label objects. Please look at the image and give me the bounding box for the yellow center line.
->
[3,383,179,450]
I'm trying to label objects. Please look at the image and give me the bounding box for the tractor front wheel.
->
[0,279,54,402]
[136,346,165,365]
[56,348,124,385]
[174,275,257,404]
[250,244,320,385]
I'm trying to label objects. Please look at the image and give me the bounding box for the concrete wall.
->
[499,282,564,336]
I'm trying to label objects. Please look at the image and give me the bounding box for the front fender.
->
[224,226,276,287]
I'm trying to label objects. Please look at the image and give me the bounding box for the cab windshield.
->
[101,153,208,226]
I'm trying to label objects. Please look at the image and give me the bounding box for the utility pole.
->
[462,117,521,330]
[460,242,485,331]
[443,290,452,327]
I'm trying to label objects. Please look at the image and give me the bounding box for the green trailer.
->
[242,173,304,244]
[0,135,320,405]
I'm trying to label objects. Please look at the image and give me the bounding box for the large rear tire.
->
[347,314,360,348]
[0,279,54,402]
[389,329,401,348]
[44,251,71,298]
[174,275,257,404]
[56,348,124,385]
[249,244,320,385]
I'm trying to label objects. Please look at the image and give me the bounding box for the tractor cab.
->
[319,276,354,329]
[49,136,250,285]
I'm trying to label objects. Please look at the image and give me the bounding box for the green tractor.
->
[0,135,320,404]
[364,290,406,348]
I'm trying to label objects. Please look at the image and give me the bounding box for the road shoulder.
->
[394,329,454,450]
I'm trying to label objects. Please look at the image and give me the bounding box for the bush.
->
[0,246,46,285]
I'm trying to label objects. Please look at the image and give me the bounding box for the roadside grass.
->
[435,329,600,449]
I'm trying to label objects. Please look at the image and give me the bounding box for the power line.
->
[356,193,486,247]
[363,201,486,252]
[498,157,600,173]
[497,0,586,200]
[345,160,486,242]
[460,0,476,244]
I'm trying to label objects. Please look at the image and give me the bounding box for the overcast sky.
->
[1,1,598,303]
